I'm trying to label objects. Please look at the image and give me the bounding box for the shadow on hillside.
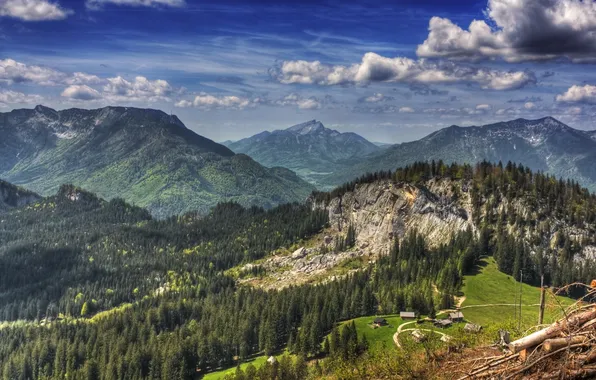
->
[466,257,490,276]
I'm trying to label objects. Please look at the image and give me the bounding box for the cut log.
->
[508,307,596,354]
[543,336,588,353]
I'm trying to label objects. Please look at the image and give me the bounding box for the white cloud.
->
[524,102,536,109]
[273,93,327,110]
[86,0,185,10]
[0,89,43,107]
[174,99,193,108]
[417,0,596,62]
[296,98,320,110]
[271,53,536,90]
[556,84,596,104]
[0,59,103,87]
[61,85,102,101]
[103,76,173,102]
[65,72,103,85]
[476,104,492,111]
[0,0,72,21]
[363,93,389,103]
[398,106,415,113]
[0,58,66,85]
[175,93,257,110]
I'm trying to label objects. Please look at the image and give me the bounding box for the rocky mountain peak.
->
[286,120,326,135]
[34,104,59,120]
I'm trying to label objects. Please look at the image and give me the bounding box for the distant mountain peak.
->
[34,104,59,119]
[286,120,326,135]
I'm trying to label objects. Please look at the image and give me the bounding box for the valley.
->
[1,161,595,379]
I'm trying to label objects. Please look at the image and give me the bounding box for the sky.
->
[2,0,596,143]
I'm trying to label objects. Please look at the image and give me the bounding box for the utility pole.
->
[538,274,546,325]
[518,270,523,330]
[513,278,518,322]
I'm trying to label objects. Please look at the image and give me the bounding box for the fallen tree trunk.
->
[544,336,589,353]
[508,308,596,354]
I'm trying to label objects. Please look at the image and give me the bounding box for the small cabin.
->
[411,329,426,343]
[434,319,453,328]
[400,311,418,320]
[449,311,464,322]
[373,317,388,327]
[464,323,483,333]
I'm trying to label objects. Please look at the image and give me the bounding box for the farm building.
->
[400,311,418,320]
[373,317,388,327]
[434,319,453,328]
[464,323,483,333]
[449,311,464,322]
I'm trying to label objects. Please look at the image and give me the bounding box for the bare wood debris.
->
[455,283,596,379]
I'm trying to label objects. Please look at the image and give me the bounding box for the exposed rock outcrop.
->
[312,178,474,254]
[243,178,474,289]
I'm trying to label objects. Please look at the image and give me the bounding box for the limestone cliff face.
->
[312,178,474,255]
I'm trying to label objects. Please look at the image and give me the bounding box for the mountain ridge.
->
[0,105,314,218]
[225,120,380,186]
[318,116,596,191]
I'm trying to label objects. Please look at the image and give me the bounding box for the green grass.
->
[461,257,574,328]
[335,314,410,346]
[201,352,294,380]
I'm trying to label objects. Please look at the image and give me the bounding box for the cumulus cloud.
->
[270,53,536,90]
[296,98,320,110]
[0,59,104,87]
[65,72,103,85]
[556,85,596,104]
[0,89,43,107]
[0,58,67,85]
[0,0,72,21]
[524,102,536,110]
[103,76,173,102]
[417,0,596,62]
[61,85,102,101]
[272,93,331,110]
[175,93,260,110]
[399,106,415,113]
[86,0,185,10]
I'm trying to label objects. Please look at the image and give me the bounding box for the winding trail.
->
[393,303,541,348]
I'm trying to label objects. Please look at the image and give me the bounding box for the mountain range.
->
[0,105,314,218]
[224,120,380,186]
[318,117,596,190]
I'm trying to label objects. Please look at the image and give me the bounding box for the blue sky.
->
[1,0,596,143]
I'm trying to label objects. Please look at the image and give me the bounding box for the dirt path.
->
[393,321,452,348]
[456,295,466,308]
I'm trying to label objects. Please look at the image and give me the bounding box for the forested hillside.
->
[0,106,314,218]
[0,180,40,213]
[1,161,596,379]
